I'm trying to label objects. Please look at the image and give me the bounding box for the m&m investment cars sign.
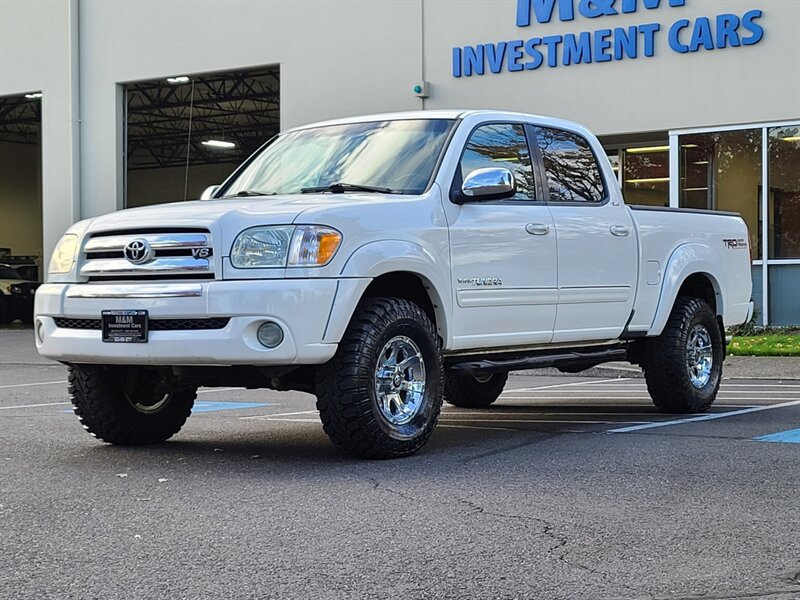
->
[452,0,765,77]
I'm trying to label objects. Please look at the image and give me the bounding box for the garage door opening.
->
[0,93,42,283]
[125,66,279,208]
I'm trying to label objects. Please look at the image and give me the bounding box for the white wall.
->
[78,0,425,220]
[0,0,80,269]
[425,0,800,135]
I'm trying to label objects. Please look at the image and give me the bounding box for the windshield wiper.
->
[300,183,396,194]
[223,190,277,198]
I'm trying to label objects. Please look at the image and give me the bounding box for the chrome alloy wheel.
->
[686,324,714,389]
[374,335,426,425]
[126,392,171,415]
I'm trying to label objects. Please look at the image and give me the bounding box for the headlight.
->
[230,225,342,268]
[9,285,22,295]
[48,234,78,274]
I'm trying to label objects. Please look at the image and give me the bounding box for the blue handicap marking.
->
[754,429,800,444]
[192,401,271,413]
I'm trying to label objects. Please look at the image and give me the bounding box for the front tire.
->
[68,365,196,444]
[642,297,723,414]
[444,372,508,408]
[315,297,444,459]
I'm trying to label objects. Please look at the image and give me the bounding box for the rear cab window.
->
[532,126,606,204]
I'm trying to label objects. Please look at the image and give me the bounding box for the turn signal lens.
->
[288,226,342,267]
[317,231,342,264]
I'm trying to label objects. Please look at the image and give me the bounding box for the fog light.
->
[35,320,45,345]
[257,322,284,348]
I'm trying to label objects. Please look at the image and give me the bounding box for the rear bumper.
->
[34,279,350,366]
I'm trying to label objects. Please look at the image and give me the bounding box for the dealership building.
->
[1,0,798,324]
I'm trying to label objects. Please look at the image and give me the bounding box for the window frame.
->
[529,124,611,207]
[449,121,546,205]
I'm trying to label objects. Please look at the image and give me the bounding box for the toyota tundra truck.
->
[35,110,754,458]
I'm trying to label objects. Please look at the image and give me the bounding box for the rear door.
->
[447,122,558,350]
[531,125,638,343]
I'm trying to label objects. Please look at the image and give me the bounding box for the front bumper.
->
[34,279,348,366]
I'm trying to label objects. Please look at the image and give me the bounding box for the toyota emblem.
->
[123,239,154,264]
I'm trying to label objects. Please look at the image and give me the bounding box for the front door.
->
[447,122,558,351]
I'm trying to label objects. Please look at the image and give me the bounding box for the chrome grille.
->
[81,231,214,281]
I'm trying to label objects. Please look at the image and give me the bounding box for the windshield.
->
[221,119,456,197]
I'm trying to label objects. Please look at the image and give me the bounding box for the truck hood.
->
[82,193,414,249]
[85,195,384,230]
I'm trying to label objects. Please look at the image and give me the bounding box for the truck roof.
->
[287,110,590,136]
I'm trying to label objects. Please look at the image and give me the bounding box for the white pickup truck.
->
[35,110,753,458]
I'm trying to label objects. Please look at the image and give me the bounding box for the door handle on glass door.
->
[525,223,550,236]
[610,225,630,237]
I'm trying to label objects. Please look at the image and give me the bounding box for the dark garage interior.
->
[125,65,280,208]
[0,93,43,283]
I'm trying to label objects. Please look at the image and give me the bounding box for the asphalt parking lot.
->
[1,329,799,600]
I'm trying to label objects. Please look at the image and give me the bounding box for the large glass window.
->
[768,126,800,259]
[459,123,536,200]
[679,129,762,259]
[769,265,800,326]
[623,145,669,207]
[534,127,604,203]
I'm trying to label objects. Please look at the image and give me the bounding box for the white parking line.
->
[0,401,71,410]
[503,389,800,394]
[262,418,319,423]
[443,410,755,418]
[442,418,648,424]
[240,410,318,420]
[501,396,653,400]
[721,383,800,388]
[197,387,242,394]
[439,424,516,432]
[502,378,630,394]
[608,399,800,433]
[500,396,785,402]
[0,380,67,389]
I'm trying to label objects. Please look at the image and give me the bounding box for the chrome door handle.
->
[525,223,550,236]
[610,225,630,237]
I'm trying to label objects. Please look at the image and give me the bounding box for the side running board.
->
[445,345,629,375]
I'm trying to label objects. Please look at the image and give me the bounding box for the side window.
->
[459,123,536,200]
[534,127,606,203]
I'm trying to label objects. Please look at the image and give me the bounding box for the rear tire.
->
[315,297,443,459]
[444,372,508,408]
[68,365,196,444]
[642,297,723,414]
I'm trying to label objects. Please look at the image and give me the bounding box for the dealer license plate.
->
[101,310,149,343]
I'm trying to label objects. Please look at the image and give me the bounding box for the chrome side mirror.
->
[200,185,220,200]
[460,168,516,201]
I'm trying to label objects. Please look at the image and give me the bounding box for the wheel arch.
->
[650,243,726,336]
[324,241,452,346]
